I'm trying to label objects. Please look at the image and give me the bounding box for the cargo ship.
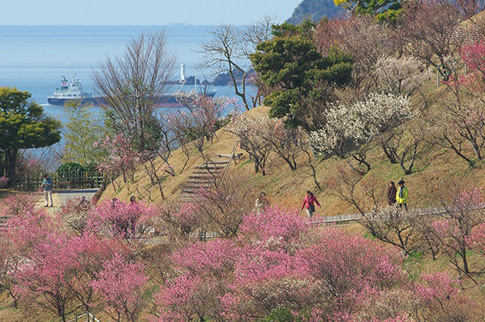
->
[47,75,216,108]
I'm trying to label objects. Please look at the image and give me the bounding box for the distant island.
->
[173,66,250,87]
[288,0,345,24]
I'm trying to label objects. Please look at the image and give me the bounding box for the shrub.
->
[0,176,8,189]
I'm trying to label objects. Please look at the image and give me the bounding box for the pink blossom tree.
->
[413,273,474,321]
[174,92,233,159]
[0,236,21,308]
[91,253,148,322]
[95,134,139,187]
[431,187,485,276]
[13,233,79,321]
[469,222,485,257]
[154,208,408,321]
[87,199,156,240]
[3,194,134,320]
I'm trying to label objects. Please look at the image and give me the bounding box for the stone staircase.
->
[0,215,10,234]
[180,158,231,201]
[180,140,240,201]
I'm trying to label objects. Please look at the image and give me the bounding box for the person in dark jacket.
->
[387,181,397,206]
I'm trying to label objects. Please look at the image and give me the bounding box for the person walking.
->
[41,174,53,207]
[396,180,408,211]
[254,192,270,214]
[387,181,397,206]
[301,190,321,218]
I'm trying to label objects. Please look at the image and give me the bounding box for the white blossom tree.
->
[310,93,413,173]
[375,56,432,99]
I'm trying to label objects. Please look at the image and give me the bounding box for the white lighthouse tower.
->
[180,64,186,83]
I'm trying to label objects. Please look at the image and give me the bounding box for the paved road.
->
[39,189,98,208]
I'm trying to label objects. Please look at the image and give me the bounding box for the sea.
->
[0,25,248,125]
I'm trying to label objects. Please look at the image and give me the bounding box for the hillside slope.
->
[100,79,485,216]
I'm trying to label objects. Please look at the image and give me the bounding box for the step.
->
[188,174,219,180]
[202,160,230,165]
[192,168,224,174]
[189,172,219,176]
[186,178,216,182]
[195,166,226,171]
[218,153,243,160]
[217,154,234,158]
[182,189,198,194]
[189,175,221,180]
[183,184,214,189]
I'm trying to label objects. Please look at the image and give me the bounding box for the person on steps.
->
[301,190,321,218]
[387,181,397,206]
[396,180,408,211]
[42,174,53,207]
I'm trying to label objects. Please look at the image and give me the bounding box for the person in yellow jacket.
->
[396,180,408,211]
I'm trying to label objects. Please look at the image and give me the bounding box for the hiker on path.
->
[129,196,139,236]
[254,192,270,214]
[396,180,408,211]
[42,174,53,207]
[387,181,397,206]
[112,198,118,209]
[301,190,321,218]
[78,196,90,210]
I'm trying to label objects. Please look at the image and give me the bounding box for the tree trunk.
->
[381,142,398,164]
[351,153,371,173]
[5,149,18,187]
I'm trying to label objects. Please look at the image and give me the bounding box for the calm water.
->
[0,25,245,124]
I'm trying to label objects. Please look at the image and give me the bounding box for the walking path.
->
[37,189,98,208]
[309,204,485,226]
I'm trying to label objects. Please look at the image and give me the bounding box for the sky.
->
[0,0,302,25]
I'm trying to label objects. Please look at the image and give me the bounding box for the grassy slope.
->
[101,80,485,216]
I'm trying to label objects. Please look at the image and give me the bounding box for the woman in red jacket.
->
[301,190,321,218]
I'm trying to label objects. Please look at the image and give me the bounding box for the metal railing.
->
[220,139,240,184]
[66,312,100,322]
[15,170,104,191]
[309,204,485,226]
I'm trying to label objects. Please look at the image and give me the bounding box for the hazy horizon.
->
[0,0,301,26]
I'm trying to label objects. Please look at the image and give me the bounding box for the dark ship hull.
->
[47,92,216,108]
